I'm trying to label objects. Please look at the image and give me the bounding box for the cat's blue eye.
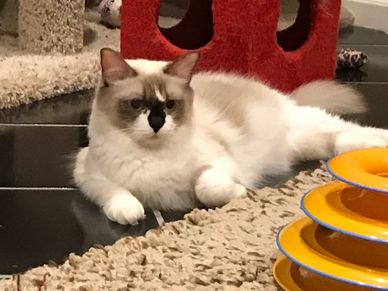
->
[130,99,142,110]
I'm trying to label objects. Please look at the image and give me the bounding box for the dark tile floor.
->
[1,26,388,275]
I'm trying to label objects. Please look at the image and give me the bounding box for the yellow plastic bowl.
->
[302,181,388,243]
[327,148,388,193]
[273,255,374,291]
[277,217,388,289]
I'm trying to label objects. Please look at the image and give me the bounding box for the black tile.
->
[261,161,322,188]
[0,189,159,274]
[0,126,88,187]
[0,90,92,125]
[336,45,388,83]
[160,204,212,223]
[339,26,388,46]
[161,210,189,222]
[344,83,388,129]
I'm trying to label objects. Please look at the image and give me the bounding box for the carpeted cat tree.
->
[18,0,84,54]
[121,0,341,92]
[0,0,105,110]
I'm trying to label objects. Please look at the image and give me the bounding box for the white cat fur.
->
[74,57,387,225]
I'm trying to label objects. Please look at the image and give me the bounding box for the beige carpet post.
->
[18,0,85,54]
[0,0,18,35]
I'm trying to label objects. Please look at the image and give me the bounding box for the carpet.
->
[0,9,118,109]
[0,166,333,290]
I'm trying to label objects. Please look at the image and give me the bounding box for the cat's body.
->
[77,67,291,209]
[74,49,387,225]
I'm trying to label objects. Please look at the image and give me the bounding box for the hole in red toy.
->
[158,0,189,28]
[157,0,214,50]
[277,0,312,52]
[277,0,299,31]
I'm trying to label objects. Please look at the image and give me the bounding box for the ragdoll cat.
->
[74,48,387,225]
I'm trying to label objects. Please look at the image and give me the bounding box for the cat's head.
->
[96,48,200,145]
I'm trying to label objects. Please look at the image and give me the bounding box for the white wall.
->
[343,0,388,32]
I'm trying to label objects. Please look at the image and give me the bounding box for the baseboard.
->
[343,0,388,32]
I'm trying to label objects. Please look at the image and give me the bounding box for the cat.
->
[73,48,387,225]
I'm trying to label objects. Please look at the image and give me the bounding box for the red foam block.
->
[121,0,341,92]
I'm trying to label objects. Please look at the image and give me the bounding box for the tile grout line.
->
[0,123,87,127]
[153,210,165,226]
[338,44,388,47]
[344,81,388,85]
[0,187,77,191]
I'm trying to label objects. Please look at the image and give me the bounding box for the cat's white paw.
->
[335,131,388,154]
[195,168,246,207]
[103,193,145,225]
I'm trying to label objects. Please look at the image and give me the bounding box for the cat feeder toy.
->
[274,148,388,290]
[121,0,341,92]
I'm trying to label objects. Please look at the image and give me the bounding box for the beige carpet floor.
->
[0,166,333,290]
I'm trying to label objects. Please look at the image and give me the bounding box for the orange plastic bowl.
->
[327,148,388,193]
[273,255,375,291]
[277,218,388,289]
[302,181,388,243]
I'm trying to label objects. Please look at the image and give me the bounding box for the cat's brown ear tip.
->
[100,47,109,55]
[190,51,201,61]
[100,48,119,59]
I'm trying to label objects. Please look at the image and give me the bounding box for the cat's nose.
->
[148,115,165,133]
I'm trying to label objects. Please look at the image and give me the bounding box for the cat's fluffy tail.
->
[290,80,367,115]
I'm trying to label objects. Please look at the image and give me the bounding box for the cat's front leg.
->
[74,148,145,225]
[194,158,246,207]
[101,190,145,225]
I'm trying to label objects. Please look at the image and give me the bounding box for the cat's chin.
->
[130,125,189,148]
[133,132,172,148]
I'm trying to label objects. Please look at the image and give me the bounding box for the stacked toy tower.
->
[273,148,388,290]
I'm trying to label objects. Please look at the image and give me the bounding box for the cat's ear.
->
[100,48,137,86]
[164,52,200,83]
